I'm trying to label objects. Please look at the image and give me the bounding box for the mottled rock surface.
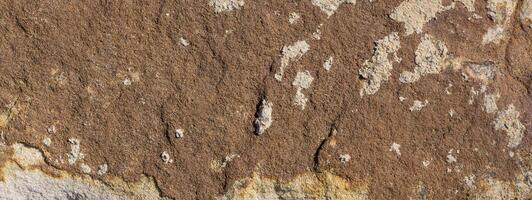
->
[0,0,530,199]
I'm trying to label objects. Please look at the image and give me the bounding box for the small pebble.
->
[175,128,184,138]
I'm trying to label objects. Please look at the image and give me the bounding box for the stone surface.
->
[0,0,530,199]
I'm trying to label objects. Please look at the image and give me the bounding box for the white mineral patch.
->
[43,137,52,146]
[468,87,479,105]
[223,154,239,166]
[359,32,401,96]
[311,0,356,17]
[445,83,453,95]
[254,100,273,135]
[67,138,84,165]
[464,175,476,189]
[209,0,244,13]
[487,0,517,23]
[422,160,431,167]
[409,100,429,112]
[175,128,185,138]
[12,143,44,167]
[449,109,456,117]
[292,70,314,89]
[312,24,323,40]
[482,93,499,114]
[494,104,525,148]
[390,0,454,35]
[293,90,308,110]
[389,143,401,156]
[97,164,109,176]
[0,143,167,200]
[47,125,57,134]
[323,56,333,71]
[399,96,407,102]
[400,35,449,84]
[339,154,351,163]
[122,78,132,86]
[483,0,518,44]
[275,41,310,81]
[482,25,506,44]
[288,12,301,24]
[80,163,92,174]
[447,150,457,163]
[292,71,314,110]
[211,154,240,173]
[179,37,190,46]
[161,151,173,164]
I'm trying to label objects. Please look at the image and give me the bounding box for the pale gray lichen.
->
[359,32,401,96]
[339,154,352,163]
[462,61,497,82]
[311,0,356,17]
[80,163,92,174]
[410,184,430,200]
[42,137,52,146]
[390,0,454,35]
[209,0,244,13]
[254,100,273,135]
[409,100,429,112]
[67,138,84,165]
[292,71,314,110]
[312,24,323,40]
[446,151,457,163]
[389,143,401,156]
[323,56,333,71]
[482,93,499,114]
[399,34,449,84]
[47,125,57,134]
[288,12,301,24]
[275,41,310,81]
[494,104,525,148]
[97,164,109,176]
[465,175,477,189]
[483,0,518,44]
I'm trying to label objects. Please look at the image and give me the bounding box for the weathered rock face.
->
[0,0,530,199]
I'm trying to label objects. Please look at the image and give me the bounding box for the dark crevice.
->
[14,16,29,35]
[312,123,337,172]
[154,0,166,32]
[158,102,172,144]
[312,100,349,172]
[222,167,230,194]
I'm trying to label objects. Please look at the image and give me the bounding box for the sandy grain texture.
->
[0,0,530,199]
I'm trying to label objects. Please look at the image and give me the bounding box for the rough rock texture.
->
[0,0,531,199]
